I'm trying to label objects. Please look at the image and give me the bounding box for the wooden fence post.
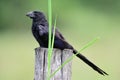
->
[34,47,73,80]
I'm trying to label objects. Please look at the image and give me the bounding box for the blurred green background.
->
[0,0,120,80]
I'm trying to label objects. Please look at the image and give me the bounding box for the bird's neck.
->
[33,18,48,27]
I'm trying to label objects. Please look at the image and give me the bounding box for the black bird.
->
[26,11,108,75]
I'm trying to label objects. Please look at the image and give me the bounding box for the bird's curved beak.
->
[26,11,35,18]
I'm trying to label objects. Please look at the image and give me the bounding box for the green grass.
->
[47,0,54,80]
[51,16,57,49]
[47,0,58,80]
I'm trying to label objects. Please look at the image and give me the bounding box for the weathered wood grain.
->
[34,47,73,80]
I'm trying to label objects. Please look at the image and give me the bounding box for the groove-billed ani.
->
[26,11,108,75]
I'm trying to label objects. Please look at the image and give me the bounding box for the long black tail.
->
[73,49,108,75]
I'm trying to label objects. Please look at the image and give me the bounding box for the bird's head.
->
[26,11,45,21]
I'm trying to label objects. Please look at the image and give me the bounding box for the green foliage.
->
[47,0,52,80]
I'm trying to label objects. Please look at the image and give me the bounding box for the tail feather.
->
[73,50,108,75]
